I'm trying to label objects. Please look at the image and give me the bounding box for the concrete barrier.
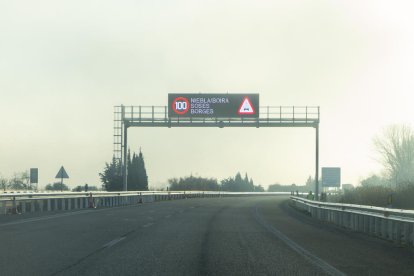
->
[0,192,208,215]
[0,191,290,215]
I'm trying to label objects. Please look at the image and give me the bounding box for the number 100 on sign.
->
[172,97,190,115]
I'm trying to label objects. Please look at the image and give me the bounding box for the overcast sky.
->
[1,0,414,189]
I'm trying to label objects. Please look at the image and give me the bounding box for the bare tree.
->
[8,171,31,190]
[374,124,414,186]
[0,175,8,192]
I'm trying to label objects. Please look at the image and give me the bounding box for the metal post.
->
[122,106,128,191]
[306,106,308,123]
[267,106,269,123]
[165,106,167,122]
[279,106,282,122]
[315,124,319,200]
[123,124,128,191]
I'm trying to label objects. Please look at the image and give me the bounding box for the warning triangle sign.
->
[238,97,255,115]
[55,166,69,179]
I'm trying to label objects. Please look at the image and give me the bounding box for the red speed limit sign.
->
[172,97,190,115]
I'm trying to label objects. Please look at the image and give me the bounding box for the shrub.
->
[339,186,393,207]
[336,185,414,210]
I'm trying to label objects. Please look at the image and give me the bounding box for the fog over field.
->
[1,1,413,189]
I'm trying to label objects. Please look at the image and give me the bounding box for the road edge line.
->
[253,205,346,276]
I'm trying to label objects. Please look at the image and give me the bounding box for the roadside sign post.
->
[30,168,38,191]
[55,166,69,192]
[321,167,341,191]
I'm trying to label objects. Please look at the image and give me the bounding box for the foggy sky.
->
[1,0,414,189]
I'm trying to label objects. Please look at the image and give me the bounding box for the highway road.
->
[1,196,414,275]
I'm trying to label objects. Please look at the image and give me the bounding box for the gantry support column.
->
[122,105,128,191]
[315,118,320,200]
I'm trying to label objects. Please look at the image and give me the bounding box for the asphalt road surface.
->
[1,196,414,276]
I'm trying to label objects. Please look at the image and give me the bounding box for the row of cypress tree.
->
[127,149,148,191]
[100,151,263,192]
[221,172,263,192]
[100,149,148,191]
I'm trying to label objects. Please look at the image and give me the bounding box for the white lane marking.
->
[102,236,126,248]
[253,205,346,276]
[143,222,154,228]
[165,215,171,218]
[147,216,154,221]
[0,209,97,227]
[123,218,136,222]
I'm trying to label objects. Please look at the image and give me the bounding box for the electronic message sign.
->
[168,94,259,118]
[322,167,341,187]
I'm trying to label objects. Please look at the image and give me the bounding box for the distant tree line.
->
[267,176,320,193]
[221,172,264,192]
[45,182,69,191]
[169,176,219,191]
[168,172,264,192]
[72,184,99,192]
[100,149,148,191]
[0,171,35,191]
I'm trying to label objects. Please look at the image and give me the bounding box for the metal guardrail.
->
[0,191,289,198]
[0,191,200,199]
[0,191,290,215]
[290,196,414,246]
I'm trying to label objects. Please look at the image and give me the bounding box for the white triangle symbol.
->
[238,97,255,114]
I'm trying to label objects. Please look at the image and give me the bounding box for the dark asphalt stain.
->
[198,205,229,276]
